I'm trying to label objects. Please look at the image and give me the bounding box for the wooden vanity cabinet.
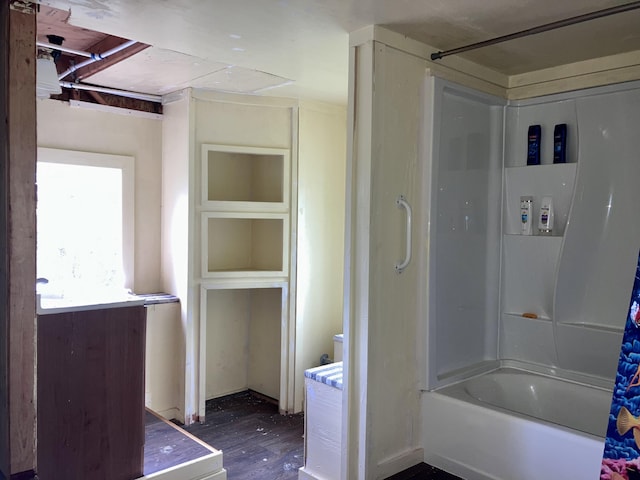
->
[37,305,146,480]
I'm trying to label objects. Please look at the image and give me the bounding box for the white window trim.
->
[37,147,135,290]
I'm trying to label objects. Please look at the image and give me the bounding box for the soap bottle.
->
[520,196,533,235]
[538,196,554,235]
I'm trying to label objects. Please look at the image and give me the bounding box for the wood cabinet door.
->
[37,306,146,480]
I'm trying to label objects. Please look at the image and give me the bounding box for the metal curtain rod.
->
[430,1,640,61]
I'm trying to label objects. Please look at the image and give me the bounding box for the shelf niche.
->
[203,286,283,402]
[201,212,288,278]
[201,144,290,211]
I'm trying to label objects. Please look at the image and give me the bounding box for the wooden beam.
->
[71,36,150,82]
[0,0,10,475]
[87,90,107,105]
[7,1,37,476]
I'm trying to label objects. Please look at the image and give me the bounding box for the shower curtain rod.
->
[430,1,640,61]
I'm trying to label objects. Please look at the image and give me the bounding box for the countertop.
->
[37,292,179,315]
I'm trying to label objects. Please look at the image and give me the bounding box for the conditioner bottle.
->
[520,196,533,235]
[538,196,554,235]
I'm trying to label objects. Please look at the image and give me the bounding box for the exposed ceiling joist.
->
[63,36,150,82]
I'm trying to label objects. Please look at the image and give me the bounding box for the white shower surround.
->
[422,78,640,478]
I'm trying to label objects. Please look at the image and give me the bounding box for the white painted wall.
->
[205,288,252,398]
[295,101,347,411]
[37,99,162,293]
[346,40,427,479]
[247,288,282,400]
[145,302,183,419]
[161,93,194,424]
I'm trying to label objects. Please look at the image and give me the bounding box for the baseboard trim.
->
[151,407,179,421]
[297,467,319,479]
[376,448,425,480]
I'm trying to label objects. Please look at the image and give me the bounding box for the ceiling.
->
[37,0,640,105]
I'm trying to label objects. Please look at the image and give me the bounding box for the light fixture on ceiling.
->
[36,35,64,99]
[36,51,61,99]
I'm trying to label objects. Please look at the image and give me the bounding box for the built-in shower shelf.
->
[504,233,563,239]
[558,321,623,334]
[504,162,577,236]
[503,312,551,322]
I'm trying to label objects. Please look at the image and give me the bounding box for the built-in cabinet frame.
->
[198,280,292,418]
[195,140,293,419]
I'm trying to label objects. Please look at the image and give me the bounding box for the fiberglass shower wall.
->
[499,82,640,381]
[425,78,505,389]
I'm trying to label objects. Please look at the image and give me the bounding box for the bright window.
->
[36,148,134,299]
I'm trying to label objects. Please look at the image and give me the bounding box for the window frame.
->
[36,147,135,291]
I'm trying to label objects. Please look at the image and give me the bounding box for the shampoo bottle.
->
[520,196,533,235]
[553,124,568,163]
[538,196,554,235]
[527,125,541,165]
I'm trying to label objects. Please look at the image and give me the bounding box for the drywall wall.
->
[145,302,183,419]
[295,101,346,411]
[37,99,163,294]
[247,288,282,400]
[205,288,251,398]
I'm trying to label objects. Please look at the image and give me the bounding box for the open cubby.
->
[201,144,289,210]
[203,286,284,402]
[201,212,288,278]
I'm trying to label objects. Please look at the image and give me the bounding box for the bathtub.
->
[422,367,611,480]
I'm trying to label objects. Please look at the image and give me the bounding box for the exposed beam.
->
[0,0,10,474]
[70,35,149,82]
[53,89,163,115]
[87,89,107,105]
[7,1,37,476]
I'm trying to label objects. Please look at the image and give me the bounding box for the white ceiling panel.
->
[189,66,293,94]
[40,0,640,104]
[84,47,230,95]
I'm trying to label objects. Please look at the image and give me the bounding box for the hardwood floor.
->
[182,391,304,480]
[176,391,461,480]
[144,409,216,475]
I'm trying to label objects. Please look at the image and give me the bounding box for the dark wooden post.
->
[3,1,37,478]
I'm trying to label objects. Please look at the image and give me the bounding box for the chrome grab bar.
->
[395,195,412,274]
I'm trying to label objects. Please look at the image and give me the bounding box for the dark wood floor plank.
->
[143,410,214,475]
[181,391,304,480]
[176,392,459,480]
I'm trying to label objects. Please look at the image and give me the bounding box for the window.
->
[36,148,134,299]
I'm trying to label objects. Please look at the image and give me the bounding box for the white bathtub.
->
[422,367,611,480]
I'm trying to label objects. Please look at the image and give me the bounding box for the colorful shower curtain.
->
[602,251,640,479]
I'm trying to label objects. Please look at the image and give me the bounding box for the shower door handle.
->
[395,195,412,274]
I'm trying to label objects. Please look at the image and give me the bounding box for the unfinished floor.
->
[183,391,304,480]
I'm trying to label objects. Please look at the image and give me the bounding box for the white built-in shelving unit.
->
[198,144,291,411]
